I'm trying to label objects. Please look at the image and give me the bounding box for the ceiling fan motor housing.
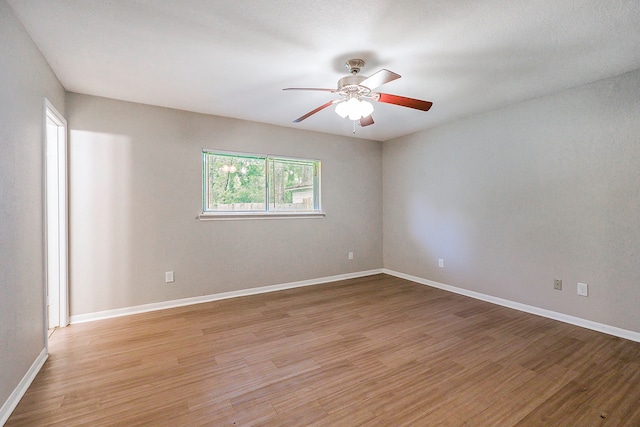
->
[337,75,371,97]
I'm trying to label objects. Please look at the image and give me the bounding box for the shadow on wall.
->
[69,130,133,314]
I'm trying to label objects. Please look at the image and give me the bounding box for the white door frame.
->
[43,98,69,335]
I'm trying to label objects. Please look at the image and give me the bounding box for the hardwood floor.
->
[7,274,640,426]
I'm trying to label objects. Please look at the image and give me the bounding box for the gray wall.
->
[383,69,640,333]
[0,0,65,410]
[66,93,383,315]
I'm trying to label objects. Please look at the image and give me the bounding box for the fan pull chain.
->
[353,120,356,134]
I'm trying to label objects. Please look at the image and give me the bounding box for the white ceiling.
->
[8,0,640,141]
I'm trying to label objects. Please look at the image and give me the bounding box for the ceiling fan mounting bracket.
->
[345,59,365,75]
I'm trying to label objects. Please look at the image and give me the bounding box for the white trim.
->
[43,98,69,332]
[63,267,640,342]
[70,269,383,324]
[198,211,325,221]
[383,269,640,343]
[0,349,48,425]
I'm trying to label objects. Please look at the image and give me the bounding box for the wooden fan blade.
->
[283,88,337,92]
[293,100,337,123]
[360,115,374,127]
[376,93,433,111]
[359,69,401,91]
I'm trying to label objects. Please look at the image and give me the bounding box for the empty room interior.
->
[2,0,640,425]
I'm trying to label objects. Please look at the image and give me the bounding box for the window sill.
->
[197,212,326,221]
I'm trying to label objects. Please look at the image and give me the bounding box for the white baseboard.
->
[71,267,640,341]
[0,348,48,425]
[70,269,384,324]
[383,269,640,343]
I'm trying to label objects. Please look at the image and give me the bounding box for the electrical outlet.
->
[438,258,444,268]
[165,271,174,283]
[554,279,562,290]
[577,282,588,297]
[348,252,353,260]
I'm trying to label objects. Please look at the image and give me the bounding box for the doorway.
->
[44,98,69,331]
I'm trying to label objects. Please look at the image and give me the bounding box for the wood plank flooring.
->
[7,274,640,426]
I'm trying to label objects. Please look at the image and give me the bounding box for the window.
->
[201,150,322,218]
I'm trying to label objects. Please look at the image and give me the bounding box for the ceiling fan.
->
[283,59,433,129]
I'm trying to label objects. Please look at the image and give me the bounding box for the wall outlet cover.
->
[577,282,588,297]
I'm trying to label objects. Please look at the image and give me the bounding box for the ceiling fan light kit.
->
[283,59,433,130]
[335,97,374,120]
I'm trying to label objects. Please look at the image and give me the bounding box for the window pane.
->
[269,159,316,211]
[204,153,266,211]
[202,150,321,214]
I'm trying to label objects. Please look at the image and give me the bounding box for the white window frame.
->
[198,149,324,220]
